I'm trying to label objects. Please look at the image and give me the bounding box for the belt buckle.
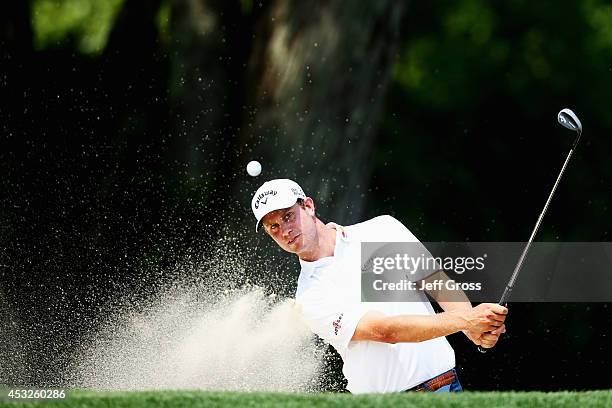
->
[413,384,426,392]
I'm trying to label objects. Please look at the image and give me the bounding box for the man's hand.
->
[461,303,508,348]
[462,328,483,346]
[460,303,508,336]
[478,324,506,348]
[463,323,507,347]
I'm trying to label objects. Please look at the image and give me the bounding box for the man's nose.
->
[281,222,293,237]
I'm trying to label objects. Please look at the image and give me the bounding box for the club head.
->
[557,108,582,134]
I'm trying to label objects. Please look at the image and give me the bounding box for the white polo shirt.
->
[295,215,455,394]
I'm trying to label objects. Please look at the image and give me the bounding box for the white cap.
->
[251,179,306,232]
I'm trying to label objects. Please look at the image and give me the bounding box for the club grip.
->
[476,302,508,354]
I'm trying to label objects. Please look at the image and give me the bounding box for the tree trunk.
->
[242,1,404,224]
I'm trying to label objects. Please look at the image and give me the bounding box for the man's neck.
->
[298,219,337,262]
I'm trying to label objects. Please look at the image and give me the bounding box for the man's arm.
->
[372,216,507,348]
[351,303,507,344]
[421,270,472,312]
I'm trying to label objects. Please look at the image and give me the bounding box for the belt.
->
[407,369,457,392]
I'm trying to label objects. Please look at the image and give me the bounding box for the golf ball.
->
[246,160,262,177]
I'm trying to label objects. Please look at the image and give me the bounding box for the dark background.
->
[1,0,611,390]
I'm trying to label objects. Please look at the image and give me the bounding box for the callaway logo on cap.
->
[251,179,306,232]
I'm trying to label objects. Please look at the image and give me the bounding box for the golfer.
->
[252,179,507,393]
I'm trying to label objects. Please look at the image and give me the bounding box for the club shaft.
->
[479,118,581,354]
[478,148,576,354]
[498,148,575,305]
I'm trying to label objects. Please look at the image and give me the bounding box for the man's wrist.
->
[444,310,469,333]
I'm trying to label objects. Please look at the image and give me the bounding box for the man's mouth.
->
[288,234,301,245]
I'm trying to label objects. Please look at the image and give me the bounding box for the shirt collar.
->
[299,222,349,277]
[326,222,349,242]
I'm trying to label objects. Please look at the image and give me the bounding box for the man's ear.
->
[303,197,316,216]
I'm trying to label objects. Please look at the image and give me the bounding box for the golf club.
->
[478,108,583,353]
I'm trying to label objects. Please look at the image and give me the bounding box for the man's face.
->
[261,198,317,255]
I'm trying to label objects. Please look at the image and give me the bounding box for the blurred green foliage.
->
[156,0,171,46]
[383,0,612,241]
[394,1,612,117]
[240,0,253,15]
[31,0,124,54]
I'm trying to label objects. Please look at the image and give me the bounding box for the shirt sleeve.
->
[377,215,442,279]
[296,285,367,353]
[379,215,420,242]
